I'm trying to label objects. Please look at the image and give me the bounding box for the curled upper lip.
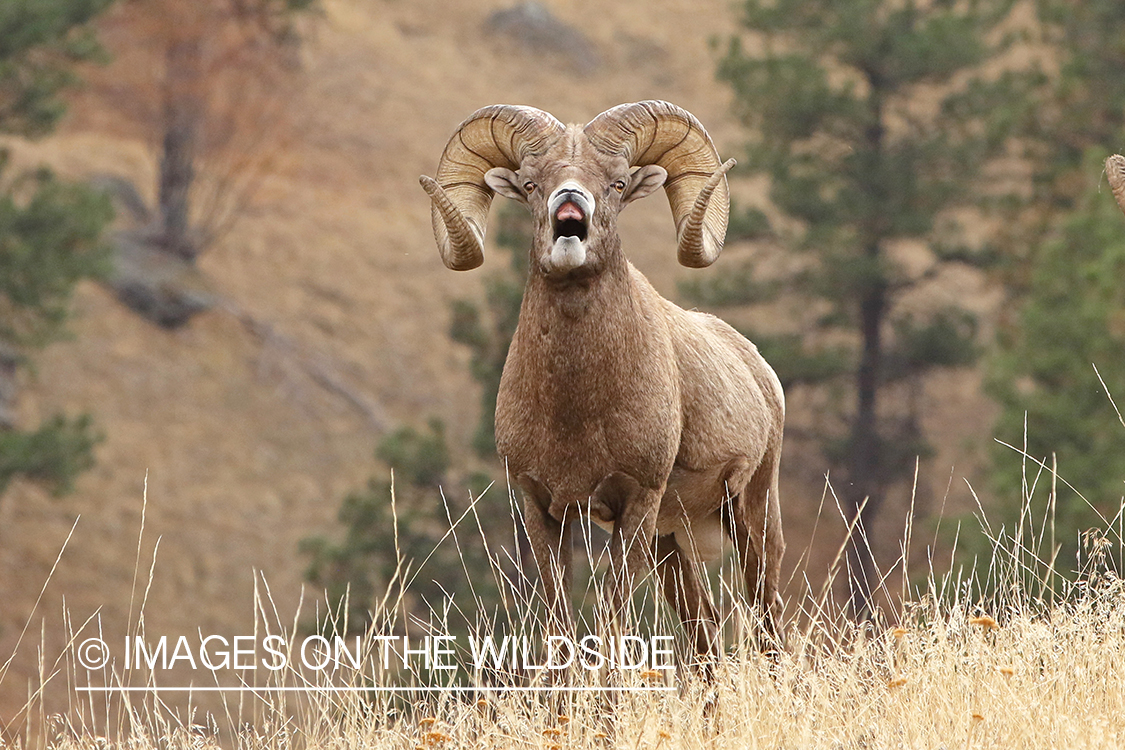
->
[556,201,584,222]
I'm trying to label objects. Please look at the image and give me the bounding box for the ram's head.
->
[420,101,735,278]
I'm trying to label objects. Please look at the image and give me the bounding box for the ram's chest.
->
[495,297,681,497]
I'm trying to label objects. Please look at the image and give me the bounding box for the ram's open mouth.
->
[553,201,588,242]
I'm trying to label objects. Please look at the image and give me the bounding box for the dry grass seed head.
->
[969,615,999,630]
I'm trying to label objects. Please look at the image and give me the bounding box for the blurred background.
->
[2,0,1124,724]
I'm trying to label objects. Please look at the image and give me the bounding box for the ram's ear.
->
[622,165,667,205]
[485,168,527,203]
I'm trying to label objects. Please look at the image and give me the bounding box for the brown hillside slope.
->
[0,0,998,720]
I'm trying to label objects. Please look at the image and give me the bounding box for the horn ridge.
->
[424,105,564,270]
[584,100,731,268]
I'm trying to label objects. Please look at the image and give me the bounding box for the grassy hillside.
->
[9,495,1125,748]
[0,0,1006,724]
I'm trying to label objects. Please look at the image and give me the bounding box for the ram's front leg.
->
[596,473,661,633]
[521,477,574,648]
[522,480,574,724]
[592,473,660,738]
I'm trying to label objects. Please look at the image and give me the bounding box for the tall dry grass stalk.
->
[5,459,1125,749]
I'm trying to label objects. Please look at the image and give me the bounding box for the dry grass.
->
[5,469,1124,750]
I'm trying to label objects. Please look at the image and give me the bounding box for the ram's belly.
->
[655,463,735,562]
[586,512,723,562]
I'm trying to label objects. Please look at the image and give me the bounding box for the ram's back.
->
[659,293,784,472]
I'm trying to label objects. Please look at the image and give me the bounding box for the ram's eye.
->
[523,181,537,193]
[612,180,626,193]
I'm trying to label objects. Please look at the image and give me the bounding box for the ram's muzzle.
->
[544,181,595,273]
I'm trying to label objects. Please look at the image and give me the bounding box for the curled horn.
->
[421,105,564,270]
[584,100,734,268]
[1107,155,1125,220]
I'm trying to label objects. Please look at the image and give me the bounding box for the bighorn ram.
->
[1108,155,1125,217]
[420,101,786,664]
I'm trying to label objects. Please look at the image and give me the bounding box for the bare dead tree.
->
[88,0,310,260]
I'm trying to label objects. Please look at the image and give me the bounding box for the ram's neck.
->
[511,250,668,425]
[521,241,634,327]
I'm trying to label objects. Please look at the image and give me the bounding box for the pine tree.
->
[713,0,1024,614]
[988,1,1125,576]
[0,0,114,500]
[990,150,1125,546]
[303,420,458,632]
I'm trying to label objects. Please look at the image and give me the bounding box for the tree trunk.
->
[158,37,202,262]
[845,81,889,619]
[846,277,886,619]
[0,340,19,430]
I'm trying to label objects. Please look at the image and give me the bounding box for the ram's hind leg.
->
[654,534,720,676]
[723,450,785,649]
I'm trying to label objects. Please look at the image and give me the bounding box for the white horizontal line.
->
[77,686,673,693]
